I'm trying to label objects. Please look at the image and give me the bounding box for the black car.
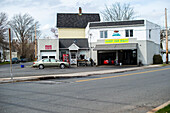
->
[12,58,20,64]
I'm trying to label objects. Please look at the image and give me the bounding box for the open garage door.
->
[98,51,116,65]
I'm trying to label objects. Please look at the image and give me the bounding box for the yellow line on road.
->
[75,67,170,83]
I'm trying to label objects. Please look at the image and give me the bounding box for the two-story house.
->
[86,20,161,65]
[57,7,100,65]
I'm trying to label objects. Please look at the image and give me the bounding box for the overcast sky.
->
[0,0,170,38]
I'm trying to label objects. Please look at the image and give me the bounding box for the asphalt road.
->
[0,62,136,78]
[0,66,170,113]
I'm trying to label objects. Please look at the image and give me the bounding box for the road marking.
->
[75,67,170,83]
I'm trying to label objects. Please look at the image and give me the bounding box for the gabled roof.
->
[59,38,89,49]
[57,13,100,28]
[89,20,145,28]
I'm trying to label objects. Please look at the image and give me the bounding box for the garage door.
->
[98,51,116,65]
[40,51,56,59]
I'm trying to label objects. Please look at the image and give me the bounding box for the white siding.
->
[38,39,59,60]
[88,26,146,43]
[87,20,161,65]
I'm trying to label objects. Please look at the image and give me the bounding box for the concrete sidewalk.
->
[0,65,161,83]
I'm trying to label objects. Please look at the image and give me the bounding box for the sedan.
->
[12,58,20,64]
[33,58,70,69]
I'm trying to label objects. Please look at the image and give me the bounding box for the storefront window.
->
[80,54,85,60]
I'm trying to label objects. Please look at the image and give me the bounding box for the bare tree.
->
[51,27,58,38]
[160,29,170,49]
[0,12,8,62]
[0,12,8,44]
[101,2,136,21]
[9,13,40,58]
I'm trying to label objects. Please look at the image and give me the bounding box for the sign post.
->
[8,28,13,81]
[34,24,37,61]
[165,8,169,64]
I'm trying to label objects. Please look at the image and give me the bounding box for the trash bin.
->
[21,65,24,68]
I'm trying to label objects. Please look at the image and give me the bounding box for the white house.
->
[86,20,161,65]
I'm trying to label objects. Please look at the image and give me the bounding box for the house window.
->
[100,31,108,38]
[149,29,151,39]
[125,29,133,37]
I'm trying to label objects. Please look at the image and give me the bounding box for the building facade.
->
[57,7,100,65]
[86,20,161,65]
[38,39,59,60]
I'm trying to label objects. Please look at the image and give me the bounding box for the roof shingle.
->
[57,13,100,28]
[89,20,145,28]
[59,38,89,49]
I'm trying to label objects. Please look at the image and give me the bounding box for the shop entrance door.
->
[70,51,77,65]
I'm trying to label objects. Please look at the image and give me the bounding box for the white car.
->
[33,58,70,69]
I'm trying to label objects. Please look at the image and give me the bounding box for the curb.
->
[147,101,170,113]
[0,65,162,84]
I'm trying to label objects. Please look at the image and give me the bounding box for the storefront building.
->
[86,20,160,65]
[57,7,100,65]
[38,39,59,60]
[59,39,89,65]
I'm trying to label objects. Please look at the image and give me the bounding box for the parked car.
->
[12,58,20,64]
[33,58,70,69]
[20,58,29,62]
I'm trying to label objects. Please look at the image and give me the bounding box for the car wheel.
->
[39,64,44,69]
[60,64,65,69]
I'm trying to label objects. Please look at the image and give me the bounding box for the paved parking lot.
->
[0,62,138,78]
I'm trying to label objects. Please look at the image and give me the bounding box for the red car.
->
[104,60,114,65]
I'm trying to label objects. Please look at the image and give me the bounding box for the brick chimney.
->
[79,7,82,16]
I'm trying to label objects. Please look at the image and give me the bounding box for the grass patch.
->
[161,63,170,66]
[156,104,170,113]
[0,62,10,65]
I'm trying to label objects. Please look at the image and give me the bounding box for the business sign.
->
[112,30,121,37]
[45,45,52,50]
[105,38,129,44]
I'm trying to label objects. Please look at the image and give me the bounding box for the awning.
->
[93,43,137,51]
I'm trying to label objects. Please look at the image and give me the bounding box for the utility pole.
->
[34,24,37,61]
[165,8,169,64]
[8,28,13,80]
[90,33,92,59]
